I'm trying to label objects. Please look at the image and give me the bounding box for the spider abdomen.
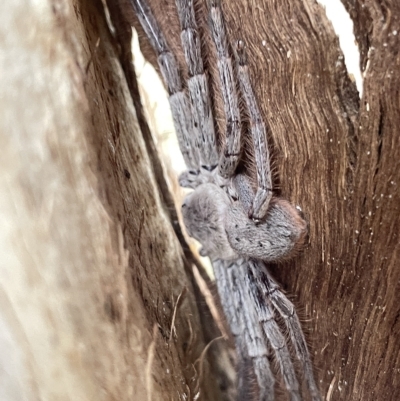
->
[182,183,307,262]
[225,199,308,261]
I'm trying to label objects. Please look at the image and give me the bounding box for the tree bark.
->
[133,0,400,400]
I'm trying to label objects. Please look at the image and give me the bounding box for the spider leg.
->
[130,0,200,173]
[250,260,322,401]
[175,0,219,172]
[236,42,273,221]
[209,0,242,178]
[246,260,301,401]
[214,259,275,401]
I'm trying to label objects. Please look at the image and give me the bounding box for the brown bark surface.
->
[133,0,400,400]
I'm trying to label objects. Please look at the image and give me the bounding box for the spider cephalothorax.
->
[131,0,321,400]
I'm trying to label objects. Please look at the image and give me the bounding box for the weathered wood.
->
[134,0,400,399]
[0,1,227,400]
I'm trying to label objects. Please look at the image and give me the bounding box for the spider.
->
[130,0,321,399]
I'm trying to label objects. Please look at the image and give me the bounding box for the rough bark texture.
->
[0,1,230,401]
[2,0,400,401]
[132,0,400,400]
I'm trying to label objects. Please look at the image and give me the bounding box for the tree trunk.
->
[133,0,400,400]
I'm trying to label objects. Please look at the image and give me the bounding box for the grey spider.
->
[131,0,321,400]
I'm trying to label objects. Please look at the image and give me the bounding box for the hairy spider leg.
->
[214,259,275,401]
[251,260,322,401]
[236,42,273,221]
[246,260,301,401]
[175,0,219,171]
[130,0,200,172]
[209,0,242,178]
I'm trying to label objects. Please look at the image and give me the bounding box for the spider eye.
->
[201,164,217,172]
